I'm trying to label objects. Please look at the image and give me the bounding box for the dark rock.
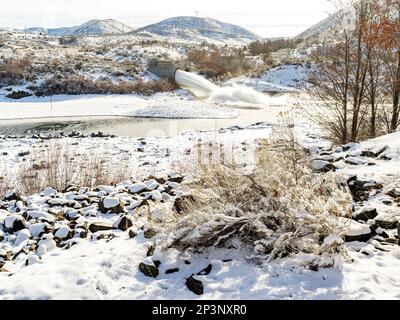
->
[184,260,191,265]
[139,262,159,278]
[348,179,383,202]
[153,260,162,268]
[6,216,26,232]
[383,200,393,206]
[165,268,180,274]
[387,189,400,199]
[98,197,125,214]
[128,229,137,238]
[88,222,115,233]
[116,216,133,231]
[353,208,378,222]
[168,174,185,184]
[361,150,377,158]
[375,220,399,230]
[186,275,204,295]
[197,264,212,276]
[17,151,30,157]
[345,230,374,243]
[144,228,158,239]
[3,190,22,202]
[317,163,337,173]
[146,245,155,257]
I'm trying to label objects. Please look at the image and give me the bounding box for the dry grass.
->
[34,75,175,96]
[14,142,133,195]
[0,57,32,86]
[163,113,352,262]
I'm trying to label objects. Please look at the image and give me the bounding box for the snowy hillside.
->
[24,19,134,36]
[133,16,260,44]
[295,8,354,42]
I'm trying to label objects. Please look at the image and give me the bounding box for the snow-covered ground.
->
[1,113,400,300]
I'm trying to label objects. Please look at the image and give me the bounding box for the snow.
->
[55,226,71,239]
[14,229,31,247]
[0,93,239,121]
[345,220,372,237]
[103,197,120,209]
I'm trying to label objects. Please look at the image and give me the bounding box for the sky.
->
[0,0,337,38]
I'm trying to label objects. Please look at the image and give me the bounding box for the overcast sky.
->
[0,0,337,38]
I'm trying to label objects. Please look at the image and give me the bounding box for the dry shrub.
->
[0,57,32,86]
[34,75,175,96]
[186,48,255,78]
[164,113,352,262]
[16,142,133,195]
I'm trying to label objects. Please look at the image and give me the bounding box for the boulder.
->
[375,219,399,230]
[197,264,213,276]
[88,222,115,233]
[128,229,137,239]
[345,220,374,242]
[353,207,378,222]
[99,197,125,214]
[144,227,159,239]
[3,190,22,202]
[115,216,133,231]
[128,183,147,194]
[165,268,180,274]
[3,216,26,232]
[54,226,72,240]
[139,262,159,278]
[186,275,204,295]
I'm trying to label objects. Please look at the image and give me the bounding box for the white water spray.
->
[175,70,268,105]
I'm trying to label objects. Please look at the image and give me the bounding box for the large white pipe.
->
[174,70,218,98]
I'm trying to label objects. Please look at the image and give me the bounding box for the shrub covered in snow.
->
[162,133,353,263]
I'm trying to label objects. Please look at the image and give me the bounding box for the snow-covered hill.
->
[24,19,134,37]
[295,8,354,42]
[133,16,260,44]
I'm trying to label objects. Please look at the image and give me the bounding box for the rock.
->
[375,220,399,230]
[186,275,204,295]
[387,189,400,199]
[353,207,378,222]
[99,197,125,214]
[88,222,115,233]
[75,229,88,239]
[165,268,180,274]
[345,220,374,242]
[144,227,159,239]
[312,160,337,173]
[139,262,159,278]
[115,215,133,231]
[146,245,155,257]
[348,179,383,202]
[0,250,13,261]
[3,190,22,202]
[128,183,147,194]
[375,228,390,239]
[14,229,31,246]
[128,229,137,238]
[54,226,72,240]
[3,216,26,232]
[17,151,30,157]
[173,195,196,214]
[197,264,213,276]
[26,255,41,266]
[29,223,52,238]
[168,174,185,184]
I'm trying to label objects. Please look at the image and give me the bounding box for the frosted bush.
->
[162,138,353,263]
